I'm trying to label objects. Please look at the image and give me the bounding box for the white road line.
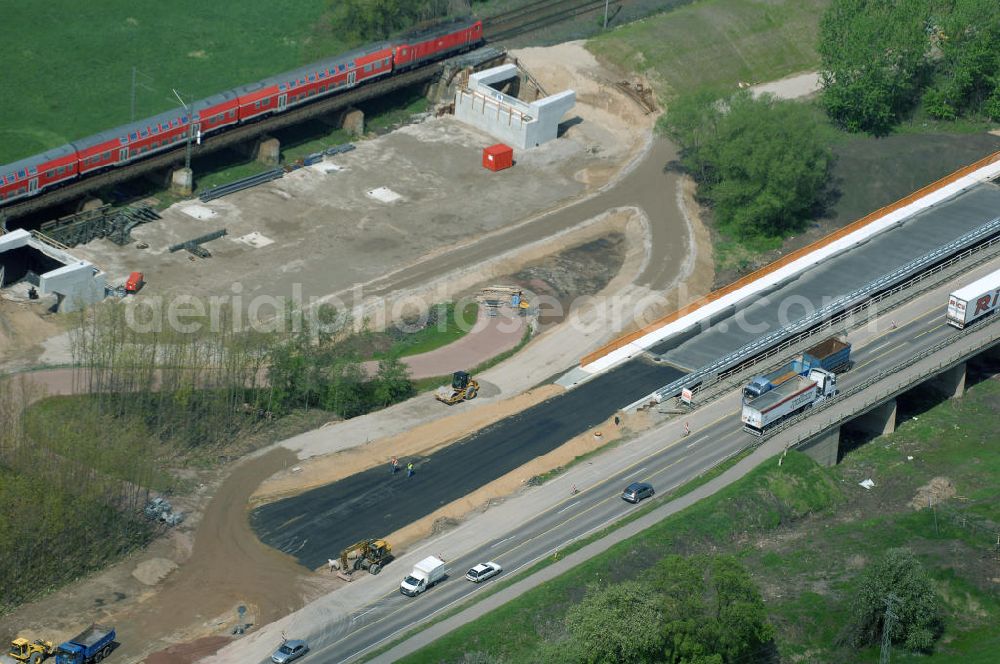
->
[557,501,580,514]
[352,607,377,622]
[633,466,648,475]
[491,536,514,548]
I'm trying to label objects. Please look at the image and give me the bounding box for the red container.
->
[482,144,513,172]
[125,271,145,294]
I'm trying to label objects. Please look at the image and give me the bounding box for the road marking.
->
[325,408,744,658]
[557,501,580,514]
[854,342,905,371]
[352,607,376,622]
[491,536,514,548]
[914,322,945,339]
[633,466,648,475]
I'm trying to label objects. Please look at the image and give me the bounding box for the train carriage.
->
[0,145,78,203]
[392,17,484,70]
[234,42,395,122]
[0,16,486,208]
[72,107,192,175]
[192,90,241,135]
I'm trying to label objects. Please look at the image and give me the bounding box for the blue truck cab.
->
[742,337,851,402]
[54,625,115,664]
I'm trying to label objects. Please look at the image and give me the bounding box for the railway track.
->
[2,2,611,222]
[485,0,617,41]
[0,62,455,223]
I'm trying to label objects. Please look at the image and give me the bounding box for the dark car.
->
[271,639,309,663]
[622,482,654,503]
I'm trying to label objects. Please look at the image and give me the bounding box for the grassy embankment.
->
[399,375,1000,663]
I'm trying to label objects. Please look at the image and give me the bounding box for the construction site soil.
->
[0,41,707,664]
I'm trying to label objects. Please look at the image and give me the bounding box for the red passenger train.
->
[0,18,484,206]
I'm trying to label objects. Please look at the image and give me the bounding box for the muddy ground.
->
[507,233,626,329]
[0,40,681,664]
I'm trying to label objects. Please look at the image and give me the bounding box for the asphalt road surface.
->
[246,287,983,663]
[251,358,686,568]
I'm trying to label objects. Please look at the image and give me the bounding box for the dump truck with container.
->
[743,336,851,402]
[947,267,1000,329]
[742,368,838,435]
[399,556,446,596]
[52,625,114,664]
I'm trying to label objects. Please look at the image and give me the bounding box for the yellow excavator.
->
[331,538,392,582]
[434,371,479,405]
[4,637,55,664]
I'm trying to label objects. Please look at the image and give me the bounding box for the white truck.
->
[399,556,446,597]
[947,267,1000,329]
[742,368,838,436]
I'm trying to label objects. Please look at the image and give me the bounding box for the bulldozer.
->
[3,637,55,664]
[331,538,392,582]
[434,371,479,405]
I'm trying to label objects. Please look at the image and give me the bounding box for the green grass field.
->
[588,0,830,99]
[0,1,352,164]
[399,374,1000,663]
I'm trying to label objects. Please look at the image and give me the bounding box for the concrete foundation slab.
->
[455,64,576,150]
[0,228,107,312]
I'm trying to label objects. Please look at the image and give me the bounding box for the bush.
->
[661,92,832,241]
[847,547,943,652]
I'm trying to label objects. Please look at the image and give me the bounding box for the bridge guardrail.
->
[763,313,1000,445]
[624,218,1000,412]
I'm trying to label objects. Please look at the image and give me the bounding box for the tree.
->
[331,0,455,40]
[652,555,774,664]
[663,92,832,241]
[847,547,943,652]
[924,0,1000,121]
[373,354,413,407]
[563,581,665,664]
[818,0,931,134]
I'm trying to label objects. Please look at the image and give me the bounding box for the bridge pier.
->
[929,361,966,399]
[340,108,365,137]
[852,399,897,437]
[170,167,193,197]
[255,137,281,166]
[799,426,840,467]
[78,196,104,212]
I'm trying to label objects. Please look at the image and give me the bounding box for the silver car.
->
[621,482,654,503]
[465,561,503,583]
[271,639,309,663]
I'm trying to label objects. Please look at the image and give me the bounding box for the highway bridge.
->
[227,252,1000,664]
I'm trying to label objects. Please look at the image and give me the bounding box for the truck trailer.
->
[53,625,115,664]
[400,556,446,597]
[743,336,851,402]
[947,267,1000,329]
[742,368,838,435]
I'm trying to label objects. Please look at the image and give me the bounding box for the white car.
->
[465,561,503,583]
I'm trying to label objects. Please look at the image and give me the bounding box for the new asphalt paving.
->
[250,358,686,568]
